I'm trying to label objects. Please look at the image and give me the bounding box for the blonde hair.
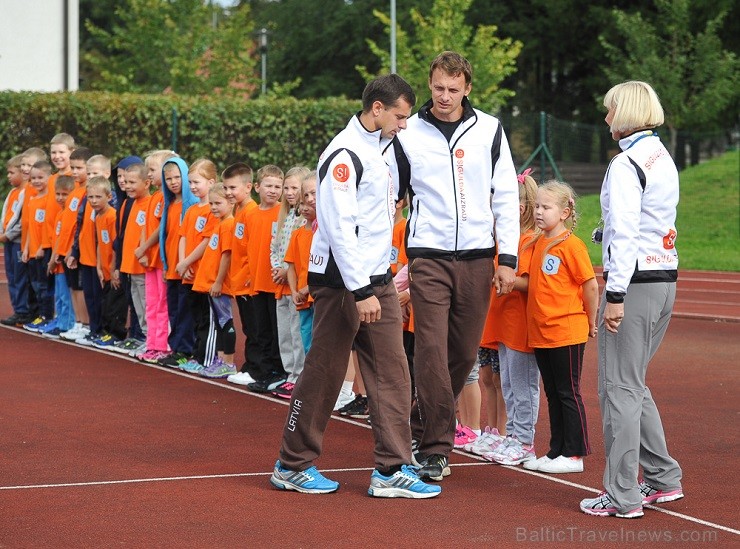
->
[87,154,112,172]
[55,175,76,191]
[23,147,48,163]
[603,81,664,134]
[518,174,538,234]
[208,183,230,201]
[525,180,579,263]
[86,175,112,195]
[7,155,23,169]
[189,158,218,182]
[50,132,76,150]
[256,164,284,185]
[277,166,310,233]
[144,149,178,167]
[125,163,148,180]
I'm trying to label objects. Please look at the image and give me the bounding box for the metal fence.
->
[499,111,738,196]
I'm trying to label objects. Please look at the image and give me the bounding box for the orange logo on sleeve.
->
[333,164,350,183]
[662,229,677,250]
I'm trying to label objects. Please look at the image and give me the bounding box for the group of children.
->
[1,133,599,476]
[0,133,320,395]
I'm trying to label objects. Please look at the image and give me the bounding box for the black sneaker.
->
[247,373,287,393]
[418,454,450,482]
[338,395,369,418]
[158,352,188,368]
[0,314,20,326]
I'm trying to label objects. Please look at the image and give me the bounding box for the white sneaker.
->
[467,427,505,456]
[490,438,536,465]
[523,455,553,471]
[128,341,148,357]
[537,455,584,474]
[60,323,86,341]
[227,371,256,386]
[333,389,355,411]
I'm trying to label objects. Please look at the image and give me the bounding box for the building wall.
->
[0,0,79,92]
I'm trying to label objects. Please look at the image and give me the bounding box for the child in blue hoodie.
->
[158,157,200,368]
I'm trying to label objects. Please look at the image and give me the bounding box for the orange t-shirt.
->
[2,185,24,233]
[526,231,595,349]
[284,225,314,310]
[95,207,117,281]
[79,202,98,267]
[144,189,164,271]
[55,186,86,257]
[229,200,258,296]
[193,217,234,295]
[20,182,39,251]
[483,230,536,352]
[178,202,218,283]
[391,218,408,275]
[244,204,280,296]
[164,200,183,281]
[43,171,69,249]
[26,193,47,257]
[120,195,151,275]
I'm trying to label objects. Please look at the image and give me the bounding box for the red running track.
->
[0,271,738,547]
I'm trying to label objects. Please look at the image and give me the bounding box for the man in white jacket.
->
[271,74,440,499]
[395,51,520,481]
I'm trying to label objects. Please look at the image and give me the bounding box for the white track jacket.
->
[395,98,519,268]
[308,114,398,301]
[601,131,679,303]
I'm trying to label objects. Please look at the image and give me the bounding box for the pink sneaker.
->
[454,425,478,449]
[137,349,169,364]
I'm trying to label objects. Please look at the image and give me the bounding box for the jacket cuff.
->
[498,254,517,270]
[605,291,625,304]
[352,285,374,301]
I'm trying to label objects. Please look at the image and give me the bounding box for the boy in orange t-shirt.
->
[241,165,286,393]
[54,148,94,339]
[157,158,199,368]
[0,155,34,326]
[176,158,218,371]
[39,175,76,337]
[22,161,55,329]
[117,162,152,355]
[89,177,128,345]
[193,184,236,378]
[221,162,258,386]
[68,155,113,346]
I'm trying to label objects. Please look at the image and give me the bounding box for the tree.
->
[84,0,259,95]
[358,0,522,114]
[599,0,739,152]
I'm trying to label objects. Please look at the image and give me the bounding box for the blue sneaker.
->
[36,319,59,334]
[179,359,204,373]
[368,464,442,499]
[23,316,49,332]
[92,333,121,350]
[270,460,339,494]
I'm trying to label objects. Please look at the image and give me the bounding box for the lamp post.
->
[259,27,268,95]
[390,0,396,74]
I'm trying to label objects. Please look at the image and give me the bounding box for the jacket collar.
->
[618,130,658,152]
[351,112,391,148]
[417,96,476,124]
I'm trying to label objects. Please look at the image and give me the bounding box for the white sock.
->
[341,381,354,396]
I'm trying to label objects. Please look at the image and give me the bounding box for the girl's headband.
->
[517,168,533,184]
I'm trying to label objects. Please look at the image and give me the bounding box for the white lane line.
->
[3,327,739,536]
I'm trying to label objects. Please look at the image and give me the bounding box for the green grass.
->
[574,150,740,271]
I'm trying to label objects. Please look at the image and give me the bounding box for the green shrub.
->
[0,91,360,194]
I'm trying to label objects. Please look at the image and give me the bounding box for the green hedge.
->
[0,91,360,193]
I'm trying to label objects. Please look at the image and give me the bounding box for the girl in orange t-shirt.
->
[525,181,598,475]
[481,170,541,466]
[193,184,237,378]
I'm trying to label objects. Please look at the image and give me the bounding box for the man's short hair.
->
[256,164,284,184]
[429,51,473,85]
[362,74,416,112]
